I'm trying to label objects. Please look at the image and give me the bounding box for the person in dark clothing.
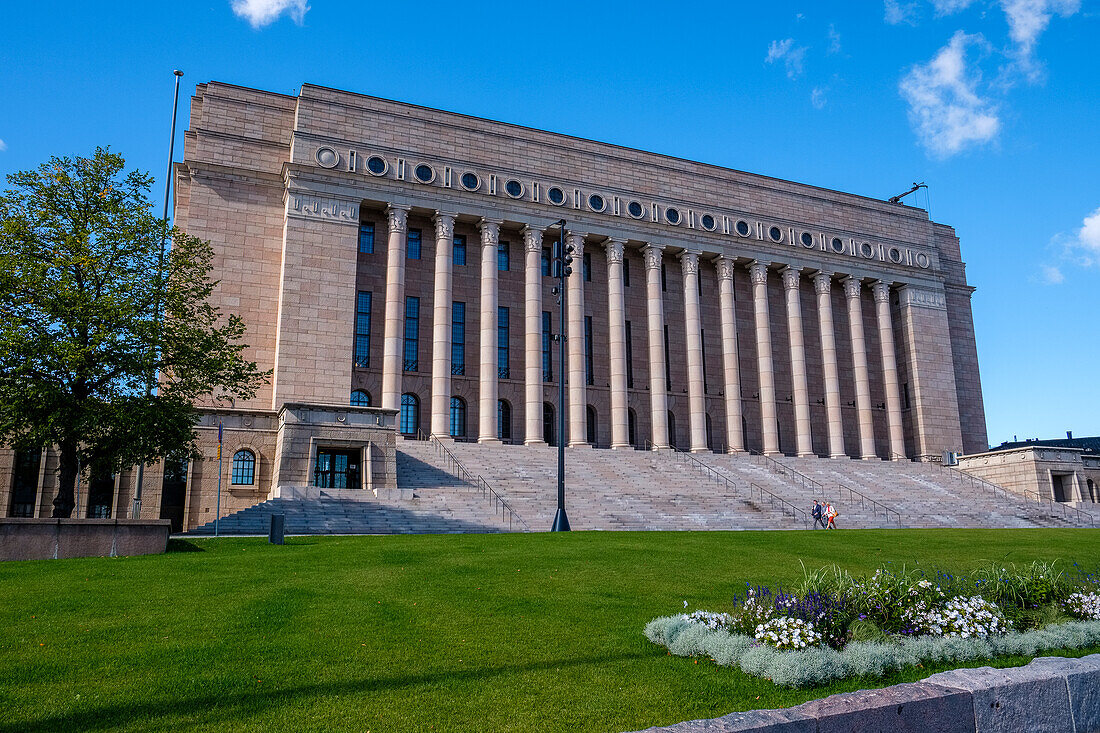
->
[812,500,826,529]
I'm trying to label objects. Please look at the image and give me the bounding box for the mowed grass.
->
[2,529,1100,732]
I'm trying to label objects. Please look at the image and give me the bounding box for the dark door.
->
[314,449,361,489]
[86,466,114,518]
[160,458,188,532]
[8,448,40,517]
[543,403,555,447]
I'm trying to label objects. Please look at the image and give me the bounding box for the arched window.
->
[628,408,638,448]
[350,389,371,407]
[231,449,256,485]
[667,411,677,449]
[543,402,556,447]
[586,405,598,445]
[400,393,420,436]
[498,400,512,441]
[450,396,467,438]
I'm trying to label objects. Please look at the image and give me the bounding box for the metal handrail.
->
[427,435,530,531]
[1023,489,1097,528]
[835,482,904,526]
[645,441,810,529]
[747,449,825,497]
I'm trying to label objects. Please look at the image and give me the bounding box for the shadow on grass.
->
[5,650,654,733]
[165,540,204,553]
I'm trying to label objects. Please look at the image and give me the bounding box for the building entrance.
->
[313,449,361,489]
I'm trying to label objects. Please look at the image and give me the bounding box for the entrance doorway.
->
[160,457,188,532]
[314,449,361,489]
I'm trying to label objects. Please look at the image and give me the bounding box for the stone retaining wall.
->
[0,519,172,561]
[634,654,1100,732]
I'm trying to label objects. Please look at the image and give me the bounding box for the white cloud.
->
[999,0,1079,79]
[932,0,978,15]
[765,39,808,79]
[230,0,309,28]
[885,0,919,25]
[811,87,828,109]
[827,24,842,54]
[1039,264,1064,284]
[0,139,6,152]
[899,30,1000,157]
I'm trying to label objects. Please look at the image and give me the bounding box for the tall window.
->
[584,316,594,385]
[451,301,466,375]
[404,296,420,371]
[449,396,467,438]
[541,247,551,276]
[668,411,677,449]
[628,409,638,447]
[350,389,371,406]
[583,252,592,282]
[498,400,512,441]
[407,228,421,260]
[497,307,510,379]
[664,324,672,391]
[498,240,510,271]
[231,450,256,485]
[661,263,667,292]
[700,329,708,393]
[355,291,372,368]
[625,320,634,389]
[400,393,419,435]
[586,405,598,445]
[8,448,40,518]
[542,311,553,381]
[623,258,630,287]
[358,222,375,254]
[453,235,467,266]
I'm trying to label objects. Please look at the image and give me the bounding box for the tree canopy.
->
[0,147,268,517]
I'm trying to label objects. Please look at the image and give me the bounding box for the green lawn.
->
[2,529,1100,732]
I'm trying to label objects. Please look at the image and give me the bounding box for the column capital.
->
[841,275,863,299]
[604,238,625,263]
[813,271,834,294]
[522,225,544,252]
[679,249,701,275]
[386,204,410,232]
[565,231,586,255]
[748,260,770,285]
[479,218,502,247]
[871,280,892,302]
[780,265,801,291]
[642,243,665,270]
[714,255,736,282]
[433,211,457,240]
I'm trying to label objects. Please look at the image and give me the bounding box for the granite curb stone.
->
[924,663,1074,732]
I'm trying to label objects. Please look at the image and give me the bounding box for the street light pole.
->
[132,69,184,520]
[551,220,572,532]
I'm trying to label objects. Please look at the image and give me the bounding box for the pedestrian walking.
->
[812,500,826,529]
[825,502,838,529]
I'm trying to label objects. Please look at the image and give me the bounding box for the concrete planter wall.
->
[0,519,172,561]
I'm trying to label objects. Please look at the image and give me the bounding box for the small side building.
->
[957,438,1100,508]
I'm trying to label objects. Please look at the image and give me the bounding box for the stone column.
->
[781,266,813,457]
[380,204,410,412]
[749,261,779,455]
[642,244,669,449]
[843,276,877,459]
[523,226,545,445]
[606,238,630,449]
[873,280,907,459]
[715,256,744,453]
[566,232,588,446]
[478,218,502,443]
[681,249,708,452]
[814,272,846,458]
[429,211,457,439]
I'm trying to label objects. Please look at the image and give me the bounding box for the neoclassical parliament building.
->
[0,81,991,529]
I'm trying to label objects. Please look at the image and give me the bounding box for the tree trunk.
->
[52,440,78,518]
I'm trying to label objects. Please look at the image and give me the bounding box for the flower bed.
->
[646,561,1100,687]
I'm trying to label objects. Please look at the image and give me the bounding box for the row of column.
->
[377,205,907,459]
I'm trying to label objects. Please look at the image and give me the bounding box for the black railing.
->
[1022,490,1098,527]
[834,483,904,526]
[747,449,825,497]
[427,435,529,532]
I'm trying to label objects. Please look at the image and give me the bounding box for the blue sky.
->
[1,1,1096,447]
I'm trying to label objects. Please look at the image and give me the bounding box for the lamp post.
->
[551,220,572,532]
[132,69,184,520]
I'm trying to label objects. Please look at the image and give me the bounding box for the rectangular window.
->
[701,329,708,393]
[541,247,551,277]
[542,311,552,381]
[498,240,510,272]
[661,263,667,292]
[407,228,421,260]
[403,296,419,371]
[623,258,630,287]
[354,291,372,368]
[453,235,466,266]
[583,252,592,282]
[498,306,510,379]
[903,382,911,410]
[625,320,634,389]
[664,324,672,391]
[451,301,465,375]
[358,222,375,254]
[584,315,594,385]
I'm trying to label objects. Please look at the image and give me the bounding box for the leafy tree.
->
[0,147,268,518]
